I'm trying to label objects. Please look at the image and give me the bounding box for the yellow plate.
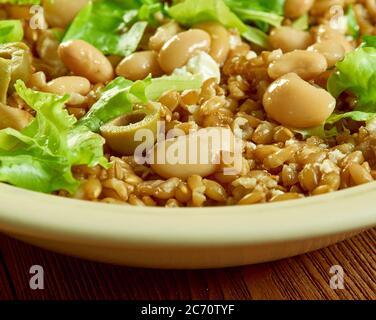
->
[0,182,375,269]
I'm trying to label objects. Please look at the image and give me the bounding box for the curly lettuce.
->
[0,20,24,43]
[168,0,247,32]
[346,4,360,39]
[78,74,203,132]
[78,77,149,132]
[225,0,284,29]
[292,38,376,138]
[63,0,151,56]
[292,14,309,31]
[323,41,376,131]
[328,47,376,116]
[0,81,108,194]
[168,0,283,47]
[0,73,202,193]
[241,0,285,15]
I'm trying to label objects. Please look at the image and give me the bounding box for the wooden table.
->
[0,229,375,300]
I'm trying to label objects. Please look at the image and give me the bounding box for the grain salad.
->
[1,0,376,207]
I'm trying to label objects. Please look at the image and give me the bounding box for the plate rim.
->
[0,182,375,247]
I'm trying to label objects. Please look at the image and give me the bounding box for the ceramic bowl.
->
[0,182,375,269]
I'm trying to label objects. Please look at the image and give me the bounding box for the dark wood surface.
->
[0,229,375,300]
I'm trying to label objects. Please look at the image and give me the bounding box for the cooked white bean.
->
[285,0,315,19]
[308,40,345,67]
[43,0,89,28]
[268,50,328,80]
[269,27,312,52]
[158,29,211,74]
[0,102,33,131]
[58,40,114,83]
[151,127,238,180]
[366,0,376,20]
[44,76,91,96]
[315,25,354,53]
[116,51,163,81]
[310,0,344,17]
[149,21,183,51]
[36,30,62,65]
[194,22,230,65]
[28,72,47,90]
[263,73,336,128]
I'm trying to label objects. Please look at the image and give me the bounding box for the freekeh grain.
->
[2,1,376,207]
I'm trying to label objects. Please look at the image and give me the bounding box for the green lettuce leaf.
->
[225,0,284,34]
[138,0,165,27]
[294,116,376,139]
[326,111,376,124]
[328,47,376,111]
[325,44,376,130]
[361,35,376,48]
[225,0,284,28]
[0,80,108,194]
[63,0,147,56]
[292,14,309,31]
[77,78,150,132]
[300,41,376,137]
[293,125,338,140]
[230,7,283,28]
[300,112,376,139]
[168,0,270,47]
[145,74,202,100]
[240,27,268,48]
[225,0,285,16]
[346,4,359,39]
[168,0,247,32]
[0,20,24,43]
[246,0,285,15]
[78,74,203,132]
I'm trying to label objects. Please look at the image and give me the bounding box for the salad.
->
[0,0,376,207]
